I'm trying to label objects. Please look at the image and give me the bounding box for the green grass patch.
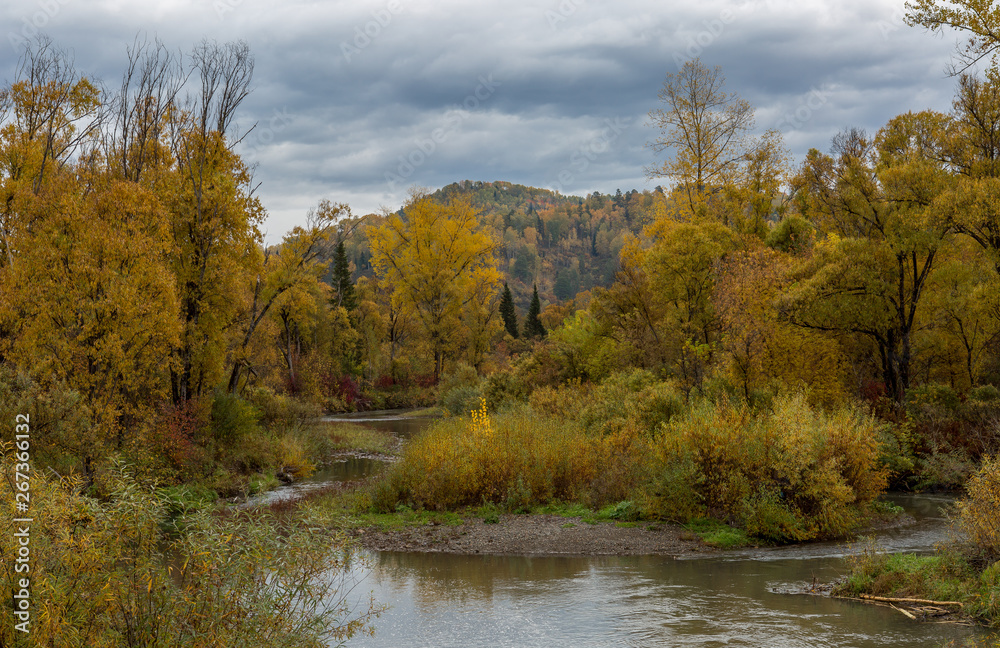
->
[830,539,1000,623]
[685,517,753,549]
[561,522,576,528]
[302,489,465,531]
[531,502,593,518]
[406,407,448,418]
[477,502,501,524]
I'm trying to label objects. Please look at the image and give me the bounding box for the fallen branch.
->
[890,604,918,620]
[859,594,963,607]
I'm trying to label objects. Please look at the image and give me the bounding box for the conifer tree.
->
[524,283,547,339]
[332,238,357,311]
[499,282,519,338]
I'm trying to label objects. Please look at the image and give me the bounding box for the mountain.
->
[335,180,665,314]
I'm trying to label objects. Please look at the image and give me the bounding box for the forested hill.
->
[342,180,664,312]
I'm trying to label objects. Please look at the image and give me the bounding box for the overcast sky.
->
[1,0,965,243]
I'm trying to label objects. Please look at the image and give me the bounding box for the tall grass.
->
[372,400,646,511]
[0,450,383,647]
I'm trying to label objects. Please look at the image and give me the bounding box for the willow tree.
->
[368,193,500,380]
[783,113,953,403]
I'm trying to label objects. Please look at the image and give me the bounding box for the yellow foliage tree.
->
[368,193,501,380]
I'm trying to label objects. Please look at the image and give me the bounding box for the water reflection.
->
[348,552,985,647]
[344,496,990,648]
[322,408,436,439]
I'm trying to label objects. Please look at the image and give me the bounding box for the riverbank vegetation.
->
[0,445,383,647]
[836,457,1000,626]
[366,386,891,543]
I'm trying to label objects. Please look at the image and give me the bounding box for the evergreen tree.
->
[524,283,546,339]
[499,282,519,338]
[332,239,357,311]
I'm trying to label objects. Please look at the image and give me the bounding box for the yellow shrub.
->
[958,456,1000,561]
[650,394,888,541]
[388,404,647,511]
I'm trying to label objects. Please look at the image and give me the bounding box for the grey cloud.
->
[0,0,967,241]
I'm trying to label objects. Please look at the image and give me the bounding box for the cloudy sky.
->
[1,0,964,242]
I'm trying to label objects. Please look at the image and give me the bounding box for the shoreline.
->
[347,510,916,558]
[351,513,718,557]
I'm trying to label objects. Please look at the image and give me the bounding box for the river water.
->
[301,412,990,647]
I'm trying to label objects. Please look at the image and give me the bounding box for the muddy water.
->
[345,494,991,648]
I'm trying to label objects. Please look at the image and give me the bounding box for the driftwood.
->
[859,594,963,607]
[890,604,917,620]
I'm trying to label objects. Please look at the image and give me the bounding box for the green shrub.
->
[906,383,961,418]
[482,369,530,411]
[246,387,322,430]
[441,385,483,416]
[578,369,684,435]
[438,362,480,397]
[211,392,264,445]
[970,384,1000,403]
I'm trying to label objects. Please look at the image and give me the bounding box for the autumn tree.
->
[715,246,849,404]
[165,39,262,404]
[0,36,101,274]
[784,114,953,403]
[226,201,346,393]
[0,38,179,467]
[354,274,414,380]
[930,71,1000,274]
[647,59,788,233]
[368,193,500,380]
[906,0,1000,74]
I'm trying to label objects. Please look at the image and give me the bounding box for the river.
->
[306,411,992,647]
